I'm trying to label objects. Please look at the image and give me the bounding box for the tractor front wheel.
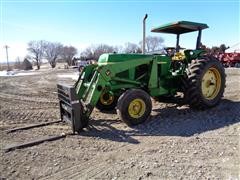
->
[185,56,226,109]
[96,91,117,112]
[117,89,152,126]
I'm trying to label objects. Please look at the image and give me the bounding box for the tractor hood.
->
[98,53,153,64]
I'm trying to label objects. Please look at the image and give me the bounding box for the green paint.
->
[151,21,208,34]
[73,20,209,124]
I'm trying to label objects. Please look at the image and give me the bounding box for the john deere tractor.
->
[57,20,225,133]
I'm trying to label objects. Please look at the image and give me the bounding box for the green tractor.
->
[57,20,225,133]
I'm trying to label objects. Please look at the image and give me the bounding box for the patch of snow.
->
[0,70,37,77]
[57,72,79,80]
[16,72,37,76]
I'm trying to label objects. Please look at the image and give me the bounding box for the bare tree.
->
[60,46,77,66]
[219,44,229,53]
[43,42,63,68]
[139,36,164,52]
[93,44,116,59]
[201,43,230,56]
[14,57,22,69]
[124,42,142,53]
[81,44,117,60]
[80,46,95,60]
[27,40,45,69]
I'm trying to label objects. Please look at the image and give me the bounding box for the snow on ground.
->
[0,68,79,80]
[57,72,79,80]
[0,70,37,77]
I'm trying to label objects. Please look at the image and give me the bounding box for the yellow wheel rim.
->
[201,67,221,100]
[128,98,146,118]
[100,92,114,105]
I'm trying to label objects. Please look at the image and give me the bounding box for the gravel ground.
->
[0,67,239,180]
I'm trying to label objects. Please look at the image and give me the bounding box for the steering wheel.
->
[164,47,176,56]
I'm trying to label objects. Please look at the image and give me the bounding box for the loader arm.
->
[75,56,154,114]
[58,54,167,133]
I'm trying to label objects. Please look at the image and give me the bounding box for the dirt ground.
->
[0,67,239,180]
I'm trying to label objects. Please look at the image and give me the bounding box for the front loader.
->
[57,20,226,133]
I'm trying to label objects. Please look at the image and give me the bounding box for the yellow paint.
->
[201,67,221,100]
[100,92,114,105]
[128,98,146,118]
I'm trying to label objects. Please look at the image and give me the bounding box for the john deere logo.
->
[106,70,111,76]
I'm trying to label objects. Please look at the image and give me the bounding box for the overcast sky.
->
[0,0,239,62]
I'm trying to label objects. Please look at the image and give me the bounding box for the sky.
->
[0,0,239,63]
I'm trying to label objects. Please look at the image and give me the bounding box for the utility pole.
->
[4,45,10,71]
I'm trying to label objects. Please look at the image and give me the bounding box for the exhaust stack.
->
[142,14,148,54]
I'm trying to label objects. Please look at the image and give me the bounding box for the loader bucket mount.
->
[57,83,89,133]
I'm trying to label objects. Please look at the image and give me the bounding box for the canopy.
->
[151,21,208,34]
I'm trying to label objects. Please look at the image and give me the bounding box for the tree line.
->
[201,44,229,55]
[23,36,164,69]
[15,39,229,71]
[26,40,77,69]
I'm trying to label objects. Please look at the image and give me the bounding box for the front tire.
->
[117,89,152,126]
[96,91,117,112]
[185,56,226,109]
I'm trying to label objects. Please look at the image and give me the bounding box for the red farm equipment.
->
[217,52,240,68]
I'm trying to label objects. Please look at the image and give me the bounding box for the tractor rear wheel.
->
[117,89,152,126]
[185,56,226,109]
[96,91,117,112]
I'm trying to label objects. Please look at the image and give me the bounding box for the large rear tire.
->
[117,89,152,126]
[185,56,226,109]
